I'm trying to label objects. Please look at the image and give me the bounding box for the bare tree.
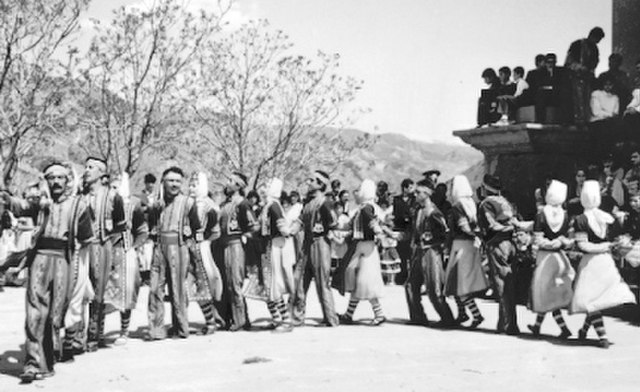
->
[187,19,373,188]
[76,0,228,175]
[0,0,89,186]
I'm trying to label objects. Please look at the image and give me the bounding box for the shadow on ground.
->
[0,344,24,379]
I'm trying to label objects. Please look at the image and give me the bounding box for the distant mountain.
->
[325,128,484,192]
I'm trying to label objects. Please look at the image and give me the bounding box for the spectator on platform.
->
[590,77,619,122]
[498,66,515,94]
[565,27,605,124]
[478,68,501,126]
[513,67,529,98]
[495,66,529,125]
[598,53,632,109]
[623,58,640,132]
[526,55,546,89]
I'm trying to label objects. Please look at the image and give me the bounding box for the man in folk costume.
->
[147,166,202,339]
[444,175,488,328]
[571,180,635,348]
[291,170,340,327]
[527,180,575,339]
[253,178,298,332]
[187,172,224,334]
[80,157,126,352]
[218,172,258,331]
[4,162,93,383]
[338,179,386,326]
[477,174,523,335]
[104,173,149,345]
[405,179,455,327]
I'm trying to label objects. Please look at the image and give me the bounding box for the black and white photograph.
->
[0,0,639,390]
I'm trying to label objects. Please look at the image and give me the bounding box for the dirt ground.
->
[1,283,638,392]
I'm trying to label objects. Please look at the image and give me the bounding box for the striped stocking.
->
[268,301,283,324]
[120,310,132,333]
[345,298,359,319]
[277,299,291,324]
[370,298,384,319]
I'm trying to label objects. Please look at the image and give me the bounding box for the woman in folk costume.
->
[104,173,149,345]
[444,175,488,328]
[339,179,386,326]
[527,180,575,339]
[571,180,635,348]
[257,178,298,332]
[187,172,224,334]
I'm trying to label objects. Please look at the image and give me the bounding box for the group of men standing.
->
[4,159,361,383]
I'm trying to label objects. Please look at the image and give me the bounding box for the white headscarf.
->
[543,180,567,233]
[118,172,131,200]
[359,179,376,203]
[451,175,477,222]
[580,180,613,238]
[194,172,208,199]
[267,178,283,200]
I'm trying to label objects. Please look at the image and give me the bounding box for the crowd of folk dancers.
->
[0,157,637,384]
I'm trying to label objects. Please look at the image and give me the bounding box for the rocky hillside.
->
[328,128,483,192]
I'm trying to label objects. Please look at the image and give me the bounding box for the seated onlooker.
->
[624,150,640,196]
[600,155,626,209]
[567,168,586,218]
[598,53,632,109]
[497,66,516,95]
[496,66,529,125]
[623,59,640,133]
[477,68,501,126]
[624,194,640,240]
[590,76,619,122]
[513,66,529,98]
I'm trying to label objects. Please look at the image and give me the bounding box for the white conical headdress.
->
[580,180,601,210]
[267,178,283,200]
[545,180,567,206]
[359,179,376,202]
[451,175,473,202]
[119,172,131,199]
[196,172,208,198]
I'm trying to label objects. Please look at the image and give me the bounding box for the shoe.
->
[527,324,540,336]
[578,329,587,341]
[291,320,304,327]
[41,370,55,378]
[469,316,484,329]
[370,317,386,326]
[407,319,429,327]
[97,339,109,348]
[432,320,455,329]
[200,324,216,335]
[86,342,98,353]
[558,329,572,340]
[455,313,470,325]
[19,369,38,384]
[273,324,293,333]
[597,339,611,349]
[114,332,129,345]
[338,314,354,325]
[60,350,75,363]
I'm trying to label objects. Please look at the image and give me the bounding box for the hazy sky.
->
[83,0,613,143]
